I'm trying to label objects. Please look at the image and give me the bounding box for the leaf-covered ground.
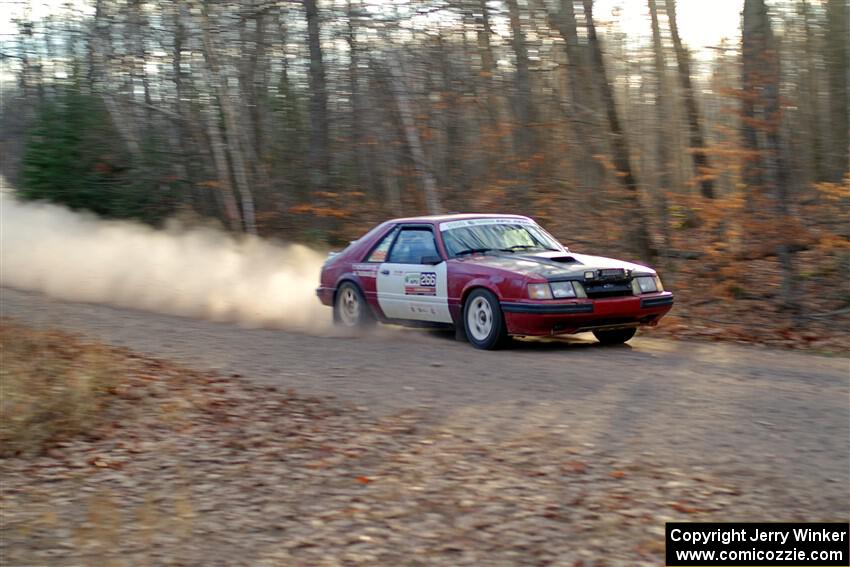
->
[2,322,843,566]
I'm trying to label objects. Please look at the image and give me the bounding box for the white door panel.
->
[376,262,451,323]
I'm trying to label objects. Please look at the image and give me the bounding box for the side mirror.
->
[420,255,442,265]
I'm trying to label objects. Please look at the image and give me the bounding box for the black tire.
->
[592,327,636,345]
[333,282,374,329]
[462,289,508,350]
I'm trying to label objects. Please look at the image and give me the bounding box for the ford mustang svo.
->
[316,214,674,349]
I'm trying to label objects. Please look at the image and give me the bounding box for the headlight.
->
[654,275,664,292]
[550,281,577,298]
[634,275,658,294]
[528,283,553,300]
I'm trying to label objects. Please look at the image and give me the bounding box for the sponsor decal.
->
[439,217,534,231]
[353,263,378,277]
[404,271,437,296]
[410,306,436,314]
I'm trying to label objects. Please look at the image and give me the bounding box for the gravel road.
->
[3,286,849,518]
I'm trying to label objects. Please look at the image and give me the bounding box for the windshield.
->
[440,218,563,257]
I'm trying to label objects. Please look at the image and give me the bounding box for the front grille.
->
[583,281,633,299]
[597,268,626,279]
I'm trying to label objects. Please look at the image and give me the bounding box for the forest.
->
[1,0,848,347]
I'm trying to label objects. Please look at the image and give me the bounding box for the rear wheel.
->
[463,289,508,350]
[593,327,636,345]
[334,282,373,329]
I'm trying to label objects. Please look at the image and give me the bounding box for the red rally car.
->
[316,214,674,349]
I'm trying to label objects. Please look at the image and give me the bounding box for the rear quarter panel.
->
[319,222,394,314]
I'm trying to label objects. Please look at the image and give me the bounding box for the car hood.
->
[458,251,655,280]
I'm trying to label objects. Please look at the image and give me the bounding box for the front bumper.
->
[501,291,674,336]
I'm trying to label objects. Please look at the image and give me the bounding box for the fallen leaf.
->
[671,501,698,514]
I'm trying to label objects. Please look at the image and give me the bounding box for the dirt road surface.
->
[2,286,848,518]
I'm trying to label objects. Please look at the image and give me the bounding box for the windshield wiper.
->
[500,245,564,252]
[500,244,538,252]
[455,247,498,257]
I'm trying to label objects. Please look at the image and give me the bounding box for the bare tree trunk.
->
[557,0,594,118]
[199,2,256,234]
[304,0,329,190]
[250,8,268,158]
[90,0,142,161]
[347,0,373,194]
[505,0,535,161]
[202,103,243,231]
[582,0,655,260]
[188,4,242,232]
[741,0,766,199]
[826,0,849,181]
[238,4,272,203]
[386,52,442,215]
[533,0,605,194]
[182,5,241,228]
[166,5,191,193]
[429,35,447,185]
[368,60,403,214]
[474,0,513,167]
[765,21,798,317]
[476,0,495,83]
[377,115,403,215]
[129,0,152,122]
[665,0,715,199]
[648,0,671,250]
[774,137,799,318]
[801,0,825,183]
[742,0,798,315]
[239,16,257,162]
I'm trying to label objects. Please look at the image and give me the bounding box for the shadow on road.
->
[416,327,634,352]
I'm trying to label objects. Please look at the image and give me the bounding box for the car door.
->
[376,226,452,323]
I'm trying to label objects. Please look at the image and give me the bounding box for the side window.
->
[366,227,398,262]
[387,229,439,264]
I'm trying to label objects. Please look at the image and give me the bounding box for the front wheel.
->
[334,282,373,329]
[592,327,636,345]
[463,289,508,350]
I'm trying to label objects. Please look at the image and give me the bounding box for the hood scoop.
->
[543,255,578,264]
[512,252,581,267]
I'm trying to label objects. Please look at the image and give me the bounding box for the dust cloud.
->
[0,191,334,332]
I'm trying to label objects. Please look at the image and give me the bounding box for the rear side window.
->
[366,227,398,262]
[387,228,438,264]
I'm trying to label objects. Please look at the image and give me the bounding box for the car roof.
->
[388,213,532,224]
